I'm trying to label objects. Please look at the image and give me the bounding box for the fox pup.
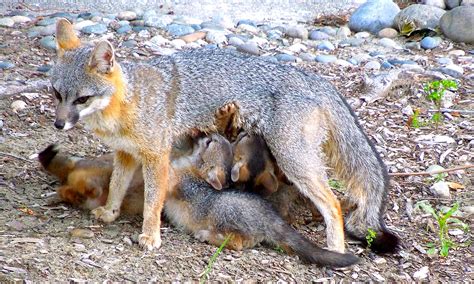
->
[38,136,359,267]
[51,18,398,253]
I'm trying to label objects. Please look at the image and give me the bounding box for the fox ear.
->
[255,171,279,194]
[88,40,116,74]
[231,161,242,182]
[206,168,223,190]
[55,18,80,55]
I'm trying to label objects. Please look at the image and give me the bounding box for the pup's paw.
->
[139,233,162,251]
[91,206,119,223]
[194,230,211,242]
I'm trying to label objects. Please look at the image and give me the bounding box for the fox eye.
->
[74,96,90,105]
[52,88,62,102]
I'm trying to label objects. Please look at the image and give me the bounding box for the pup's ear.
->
[55,18,80,55]
[206,167,223,190]
[88,40,116,74]
[255,171,279,195]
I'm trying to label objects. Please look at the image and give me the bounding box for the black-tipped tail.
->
[38,144,59,169]
[273,223,359,267]
[348,229,400,254]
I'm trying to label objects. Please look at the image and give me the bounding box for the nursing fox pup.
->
[38,135,359,267]
[51,18,398,253]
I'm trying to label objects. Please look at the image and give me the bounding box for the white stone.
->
[11,100,27,113]
[238,23,259,34]
[413,266,429,280]
[170,39,186,49]
[117,11,137,21]
[430,181,451,198]
[73,20,95,31]
[11,15,32,24]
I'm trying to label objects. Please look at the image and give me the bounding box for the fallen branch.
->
[427,109,474,114]
[389,164,473,177]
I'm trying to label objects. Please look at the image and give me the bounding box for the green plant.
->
[415,201,468,257]
[366,228,377,248]
[410,108,422,128]
[274,245,285,254]
[328,179,344,192]
[199,234,232,283]
[423,79,458,128]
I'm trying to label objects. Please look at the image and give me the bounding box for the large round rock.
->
[440,6,474,43]
[349,0,400,34]
[394,4,445,30]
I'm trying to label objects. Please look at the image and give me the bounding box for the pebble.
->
[167,23,195,37]
[133,26,148,33]
[122,40,137,48]
[117,11,137,21]
[11,15,31,24]
[116,25,132,34]
[170,39,186,49]
[237,42,260,55]
[70,228,95,239]
[339,38,365,47]
[237,19,256,27]
[11,100,27,113]
[354,31,371,39]
[440,64,464,78]
[299,52,315,62]
[349,0,400,34]
[437,57,453,65]
[238,23,259,34]
[350,53,371,64]
[448,49,465,56]
[288,43,307,53]
[249,36,267,46]
[378,28,398,38]
[74,243,86,252]
[144,11,173,28]
[206,31,227,44]
[381,61,395,69]
[320,26,337,36]
[37,65,52,72]
[420,36,442,49]
[430,181,451,198]
[39,36,56,50]
[378,38,402,49]
[364,60,381,71]
[39,24,56,36]
[0,60,15,69]
[413,266,429,280]
[0,17,15,27]
[334,59,352,67]
[405,41,421,50]
[267,29,282,40]
[275,53,297,62]
[74,20,95,31]
[82,23,108,34]
[316,40,335,51]
[36,17,56,26]
[285,25,308,39]
[180,31,207,43]
[137,29,150,38]
[336,26,351,39]
[315,54,337,63]
[309,30,329,40]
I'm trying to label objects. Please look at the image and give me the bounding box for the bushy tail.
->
[270,220,359,267]
[38,144,76,183]
[324,96,400,254]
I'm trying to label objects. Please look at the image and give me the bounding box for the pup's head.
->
[50,18,122,130]
[231,132,278,196]
[191,133,233,190]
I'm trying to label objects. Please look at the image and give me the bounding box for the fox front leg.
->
[91,151,138,222]
[138,151,170,250]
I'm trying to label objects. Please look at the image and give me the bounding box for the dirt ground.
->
[1,22,473,282]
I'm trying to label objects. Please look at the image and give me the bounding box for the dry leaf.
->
[447,182,465,191]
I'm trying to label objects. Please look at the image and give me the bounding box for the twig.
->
[427,109,474,114]
[0,79,51,99]
[389,165,473,177]
[0,151,31,162]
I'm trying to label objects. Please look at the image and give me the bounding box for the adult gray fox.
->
[50,18,398,253]
[38,134,359,267]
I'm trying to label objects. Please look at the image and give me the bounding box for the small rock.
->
[441,90,456,108]
[39,24,56,36]
[0,60,15,69]
[267,29,282,40]
[437,57,453,65]
[237,42,260,55]
[149,35,169,46]
[388,58,418,66]
[288,43,307,53]
[381,61,394,69]
[70,228,95,239]
[167,23,195,37]
[237,19,256,27]
[336,26,351,39]
[354,31,371,38]
[285,25,308,39]
[320,26,337,36]
[117,11,137,21]
[275,53,297,62]
[74,20,95,30]
[415,134,455,144]
[37,65,52,72]
[228,36,245,47]
[238,23,259,34]
[446,0,461,9]
[448,229,464,236]
[74,243,86,252]
[394,4,446,31]
[378,28,398,38]
[364,60,381,70]
[11,15,31,24]
[373,257,387,265]
[299,52,315,62]
[137,29,150,38]
[315,54,337,63]
[81,23,108,34]
[170,39,186,49]
[11,100,27,113]
[349,0,400,34]
[206,31,227,44]
[420,36,442,49]
[448,49,465,56]
[440,64,464,78]
[378,38,402,49]
[36,17,56,26]
[339,38,365,47]
[316,40,335,51]
[423,0,446,9]
[405,41,421,50]
[309,30,330,40]
[0,17,15,27]
[431,181,451,198]
[122,40,137,48]
[180,31,207,43]
[440,6,474,43]
[144,11,173,28]
[413,266,429,280]
[261,259,270,265]
[401,105,414,116]
[39,36,56,50]
[116,25,132,34]
[334,59,352,67]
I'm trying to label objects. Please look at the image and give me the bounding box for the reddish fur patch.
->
[56,19,81,54]
[116,151,136,170]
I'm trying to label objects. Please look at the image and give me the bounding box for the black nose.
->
[54,120,65,129]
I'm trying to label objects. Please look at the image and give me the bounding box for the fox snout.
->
[54,103,79,130]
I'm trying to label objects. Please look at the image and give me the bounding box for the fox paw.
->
[138,233,162,251]
[194,230,211,242]
[91,206,119,223]
[216,102,237,118]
